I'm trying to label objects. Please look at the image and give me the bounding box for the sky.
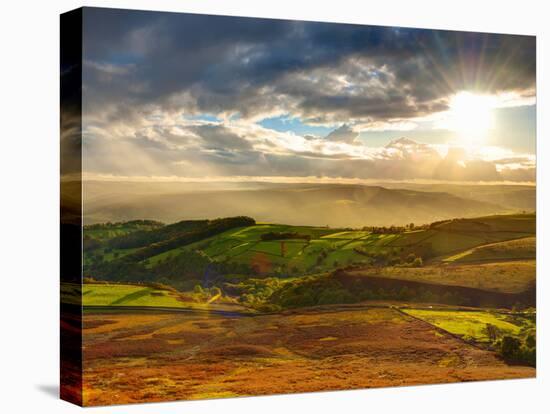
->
[80,7,536,183]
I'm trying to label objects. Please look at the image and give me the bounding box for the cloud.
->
[82,8,535,127]
[383,137,441,158]
[79,8,535,183]
[192,124,253,151]
[82,107,534,183]
[499,167,536,182]
[325,124,359,143]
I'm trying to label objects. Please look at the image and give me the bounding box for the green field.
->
[195,214,535,274]
[80,283,246,312]
[84,214,536,278]
[402,308,534,343]
[83,284,185,307]
[142,224,354,272]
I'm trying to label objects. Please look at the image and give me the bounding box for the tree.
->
[500,336,521,358]
[390,256,401,266]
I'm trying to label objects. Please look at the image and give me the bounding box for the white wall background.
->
[0,0,547,412]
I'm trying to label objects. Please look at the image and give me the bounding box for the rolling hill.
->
[443,236,536,263]
[80,181,512,227]
[84,213,535,297]
[374,182,536,211]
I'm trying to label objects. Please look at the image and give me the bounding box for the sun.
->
[447,91,495,144]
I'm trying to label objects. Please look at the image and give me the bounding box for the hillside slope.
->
[84,214,535,294]
[82,181,507,227]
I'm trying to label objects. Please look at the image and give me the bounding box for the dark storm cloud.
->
[82,7,536,123]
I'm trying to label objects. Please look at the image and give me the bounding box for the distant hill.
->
[374,182,535,211]
[80,181,512,227]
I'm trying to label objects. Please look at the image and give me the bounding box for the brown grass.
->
[82,308,534,406]
[349,260,535,294]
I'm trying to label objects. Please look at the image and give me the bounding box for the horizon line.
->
[63,173,537,187]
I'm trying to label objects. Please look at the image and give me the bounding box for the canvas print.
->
[60,7,536,406]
